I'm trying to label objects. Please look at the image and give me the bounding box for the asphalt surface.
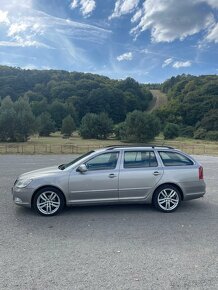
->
[0,154,217,290]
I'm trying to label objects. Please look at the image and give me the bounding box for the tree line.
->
[0,66,217,142]
[0,66,158,142]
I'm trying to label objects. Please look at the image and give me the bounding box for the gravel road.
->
[0,155,217,290]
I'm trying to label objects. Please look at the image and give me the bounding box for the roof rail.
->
[106,145,174,150]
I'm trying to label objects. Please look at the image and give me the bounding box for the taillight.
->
[199,166,203,180]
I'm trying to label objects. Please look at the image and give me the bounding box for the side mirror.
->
[77,164,88,173]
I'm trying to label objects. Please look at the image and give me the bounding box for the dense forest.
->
[0,65,153,141]
[155,74,218,140]
[0,66,217,142]
[0,65,152,124]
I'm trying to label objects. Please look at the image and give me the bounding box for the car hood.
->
[19,166,61,180]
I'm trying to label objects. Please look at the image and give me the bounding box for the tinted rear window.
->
[158,151,194,166]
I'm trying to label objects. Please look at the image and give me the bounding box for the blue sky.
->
[0,0,217,83]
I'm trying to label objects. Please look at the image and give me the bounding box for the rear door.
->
[119,150,163,200]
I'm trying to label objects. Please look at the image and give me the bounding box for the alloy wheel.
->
[157,188,179,211]
[36,191,61,215]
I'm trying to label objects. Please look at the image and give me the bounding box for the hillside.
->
[155,74,218,139]
[0,65,152,125]
[0,66,217,141]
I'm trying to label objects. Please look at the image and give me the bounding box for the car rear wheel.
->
[153,185,181,213]
[33,187,65,216]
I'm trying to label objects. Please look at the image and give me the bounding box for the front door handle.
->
[108,173,117,178]
[153,171,161,176]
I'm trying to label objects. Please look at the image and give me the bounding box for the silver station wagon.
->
[12,146,206,216]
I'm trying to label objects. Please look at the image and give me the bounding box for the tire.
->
[33,187,65,216]
[152,185,181,213]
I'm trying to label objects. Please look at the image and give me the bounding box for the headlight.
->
[15,179,33,188]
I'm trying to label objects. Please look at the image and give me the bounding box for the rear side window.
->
[159,151,194,166]
[124,151,158,168]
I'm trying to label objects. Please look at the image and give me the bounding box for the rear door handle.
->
[108,173,117,178]
[153,171,161,176]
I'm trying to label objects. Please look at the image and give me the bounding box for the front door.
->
[119,150,163,200]
[68,152,120,203]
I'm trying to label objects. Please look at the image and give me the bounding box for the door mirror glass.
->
[77,164,88,173]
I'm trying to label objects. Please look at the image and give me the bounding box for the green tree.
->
[0,96,17,141]
[37,112,55,137]
[96,112,113,139]
[163,123,180,139]
[14,97,36,141]
[0,96,35,141]
[79,113,113,139]
[114,122,127,140]
[61,115,76,137]
[200,109,218,131]
[79,113,98,139]
[49,100,68,129]
[125,110,160,142]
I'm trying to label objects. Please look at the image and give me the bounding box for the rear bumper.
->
[181,180,206,201]
[183,191,205,201]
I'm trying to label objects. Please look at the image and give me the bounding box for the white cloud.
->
[0,10,10,24]
[0,40,52,48]
[70,0,96,17]
[20,40,50,48]
[0,2,110,50]
[8,22,28,36]
[172,60,192,68]
[131,9,142,23]
[117,52,133,61]
[162,58,174,67]
[130,0,216,42]
[109,0,140,19]
[205,23,218,42]
[70,0,79,9]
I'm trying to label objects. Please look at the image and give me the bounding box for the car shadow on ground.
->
[14,198,208,218]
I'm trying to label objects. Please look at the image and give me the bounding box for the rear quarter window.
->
[158,151,194,166]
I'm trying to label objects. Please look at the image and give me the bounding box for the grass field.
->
[0,132,217,155]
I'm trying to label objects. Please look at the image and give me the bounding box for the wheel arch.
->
[152,182,184,202]
[31,185,66,208]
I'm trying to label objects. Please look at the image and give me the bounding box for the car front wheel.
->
[33,187,65,216]
[153,185,181,213]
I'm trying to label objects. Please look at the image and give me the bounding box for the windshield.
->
[58,151,95,170]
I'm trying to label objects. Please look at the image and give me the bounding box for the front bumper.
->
[12,186,34,208]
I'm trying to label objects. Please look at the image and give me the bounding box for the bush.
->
[114,122,127,140]
[205,131,218,141]
[179,126,194,138]
[163,123,179,139]
[193,128,207,140]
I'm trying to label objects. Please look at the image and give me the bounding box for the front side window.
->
[86,152,119,171]
[124,151,158,168]
[159,151,194,166]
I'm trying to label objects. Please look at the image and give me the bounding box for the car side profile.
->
[12,146,206,216]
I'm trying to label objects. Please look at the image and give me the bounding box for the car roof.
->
[95,145,175,152]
